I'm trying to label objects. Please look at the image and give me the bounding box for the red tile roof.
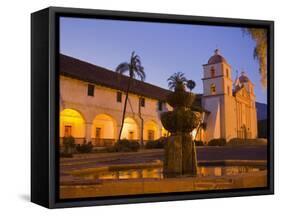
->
[204,49,228,65]
[207,54,227,65]
[60,54,204,110]
[60,54,171,101]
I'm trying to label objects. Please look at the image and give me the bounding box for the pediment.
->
[234,86,250,99]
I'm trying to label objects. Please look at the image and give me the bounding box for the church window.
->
[140,97,145,107]
[210,84,216,94]
[95,127,101,139]
[158,101,163,111]
[211,67,215,77]
[226,69,229,78]
[148,130,155,141]
[129,131,134,140]
[64,125,72,137]
[87,84,95,96]
[117,91,122,102]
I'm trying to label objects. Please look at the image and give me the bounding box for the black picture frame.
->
[31,6,274,208]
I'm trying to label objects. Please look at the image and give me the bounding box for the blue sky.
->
[60,17,267,103]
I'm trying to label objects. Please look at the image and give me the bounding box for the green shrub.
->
[145,137,167,149]
[62,136,75,154]
[194,140,204,146]
[63,136,75,147]
[105,146,118,153]
[115,139,140,152]
[60,152,73,158]
[208,138,227,146]
[228,138,267,146]
[76,141,93,153]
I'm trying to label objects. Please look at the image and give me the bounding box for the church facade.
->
[201,49,257,142]
[59,49,257,146]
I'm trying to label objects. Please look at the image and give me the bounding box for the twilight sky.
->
[60,17,267,103]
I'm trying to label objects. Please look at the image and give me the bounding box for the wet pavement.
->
[60,145,267,173]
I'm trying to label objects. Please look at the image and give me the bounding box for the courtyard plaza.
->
[60,145,267,198]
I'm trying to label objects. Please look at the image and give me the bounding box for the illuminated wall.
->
[92,114,116,139]
[60,75,173,143]
[60,109,85,138]
[121,117,139,140]
[194,128,206,141]
[161,127,169,137]
[144,120,160,140]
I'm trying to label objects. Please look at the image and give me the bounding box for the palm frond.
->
[116,51,146,81]
[167,72,187,90]
[116,62,130,74]
[135,66,145,81]
[133,56,141,65]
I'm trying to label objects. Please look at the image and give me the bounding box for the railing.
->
[59,137,85,145]
[92,139,152,147]
[59,138,159,147]
[91,138,116,147]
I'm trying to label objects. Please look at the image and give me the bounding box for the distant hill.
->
[256,102,267,120]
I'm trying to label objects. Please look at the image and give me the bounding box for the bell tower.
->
[202,49,232,96]
[202,49,235,142]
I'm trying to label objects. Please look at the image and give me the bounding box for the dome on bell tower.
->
[207,49,228,65]
[239,71,250,83]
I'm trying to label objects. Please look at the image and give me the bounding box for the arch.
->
[210,83,216,94]
[121,117,139,140]
[60,108,85,139]
[210,67,215,77]
[144,120,160,141]
[92,113,117,140]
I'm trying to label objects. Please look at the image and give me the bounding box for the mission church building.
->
[59,49,257,146]
[201,49,257,142]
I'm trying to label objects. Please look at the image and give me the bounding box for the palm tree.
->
[186,80,196,92]
[167,72,187,91]
[116,51,146,142]
[243,28,267,88]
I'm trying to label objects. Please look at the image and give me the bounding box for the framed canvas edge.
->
[31,8,52,208]
[37,6,274,208]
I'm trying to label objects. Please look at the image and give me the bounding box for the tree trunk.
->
[118,75,132,142]
[138,99,144,148]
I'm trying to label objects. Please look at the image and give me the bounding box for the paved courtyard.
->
[60,145,267,173]
[59,145,268,199]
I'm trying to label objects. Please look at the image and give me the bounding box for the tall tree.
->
[167,72,187,91]
[116,51,145,142]
[243,28,267,88]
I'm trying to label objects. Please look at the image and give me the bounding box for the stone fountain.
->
[161,83,200,177]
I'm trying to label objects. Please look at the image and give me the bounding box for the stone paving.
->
[60,145,267,172]
[59,145,268,199]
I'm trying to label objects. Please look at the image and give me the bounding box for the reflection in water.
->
[198,166,264,177]
[76,166,266,181]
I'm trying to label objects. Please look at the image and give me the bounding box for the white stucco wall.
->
[202,60,257,143]
[222,95,238,141]
[60,75,172,143]
[202,96,221,141]
[203,62,232,96]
